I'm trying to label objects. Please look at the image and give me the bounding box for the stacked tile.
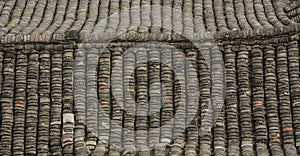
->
[184,49,199,156]
[97,48,111,155]
[85,47,99,151]
[80,0,100,38]
[122,47,136,155]
[211,46,226,156]
[7,0,37,35]
[55,0,78,35]
[244,0,263,30]
[0,0,16,29]
[160,46,173,147]
[223,0,239,30]
[30,0,57,37]
[237,45,254,155]
[42,0,68,37]
[0,50,15,155]
[135,47,149,154]
[95,0,109,34]
[37,49,51,155]
[0,51,3,148]
[0,1,5,13]
[151,0,162,33]
[290,12,300,23]
[276,45,297,155]
[172,0,183,36]
[12,51,27,155]
[62,49,75,155]
[262,0,283,27]
[224,45,240,155]
[253,0,273,28]
[67,0,89,36]
[109,47,123,155]
[272,0,294,25]
[6,0,36,34]
[62,111,74,156]
[118,0,130,33]
[20,0,47,35]
[129,0,140,32]
[73,48,88,155]
[169,48,185,156]
[183,0,194,37]
[25,51,39,155]
[171,0,183,42]
[162,0,172,34]
[286,5,300,23]
[287,37,300,152]
[139,0,150,33]
[0,1,299,155]
[107,0,119,34]
[213,0,228,31]
[250,45,269,155]
[0,0,26,35]
[193,0,206,32]
[62,49,74,114]
[284,0,300,13]
[153,143,166,156]
[264,45,284,155]
[234,0,251,30]
[198,46,212,156]
[148,48,161,150]
[203,0,217,32]
[50,47,63,155]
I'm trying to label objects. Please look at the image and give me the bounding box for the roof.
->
[0,0,298,43]
[0,0,299,156]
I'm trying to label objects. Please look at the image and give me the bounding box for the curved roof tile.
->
[0,0,296,42]
[0,1,299,155]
